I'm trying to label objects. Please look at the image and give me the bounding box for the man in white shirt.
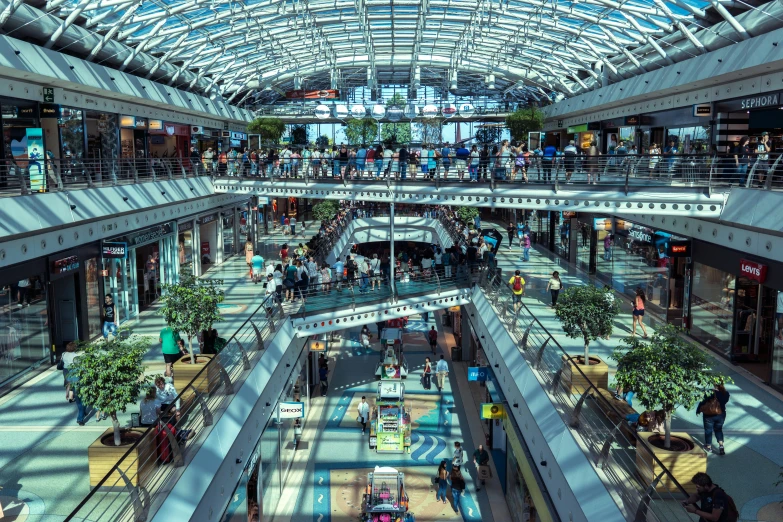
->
[289,216,297,236]
[436,355,449,391]
[357,396,371,434]
[154,376,181,421]
[358,257,370,293]
[281,146,292,177]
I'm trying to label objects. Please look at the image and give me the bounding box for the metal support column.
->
[389,202,396,298]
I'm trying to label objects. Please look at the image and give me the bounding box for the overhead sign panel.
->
[285,89,339,99]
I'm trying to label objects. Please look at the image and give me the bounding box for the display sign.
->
[285,89,339,99]
[740,259,767,283]
[333,105,349,119]
[628,225,653,244]
[403,104,418,119]
[381,364,401,380]
[124,222,174,247]
[467,367,489,382]
[371,104,386,120]
[25,128,45,192]
[177,220,194,233]
[277,401,305,419]
[39,103,60,119]
[350,104,367,118]
[120,115,136,127]
[377,432,404,452]
[148,119,163,130]
[442,104,457,118]
[308,339,327,352]
[43,87,55,103]
[481,403,505,420]
[422,104,439,118]
[314,104,331,119]
[199,213,218,225]
[593,218,613,231]
[201,241,211,255]
[102,242,127,258]
[624,115,641,125]
[231,131,247,140]
[567,124,588,133]
[379,381,402,398]
[135,118,147,129]
[51,255,80,275]
[386,106,403,122]
[667,241,691,257]
[693,104,712,117]
[458,103,475,118]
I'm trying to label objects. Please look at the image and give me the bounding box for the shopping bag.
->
[478,464,492,480]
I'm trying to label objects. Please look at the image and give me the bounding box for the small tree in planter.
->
[312,200,339,222]
[611,324,731,449]
[70,333,152,446]
[455,206,479,228]
[554,285,620,363]
[160,274,224,364]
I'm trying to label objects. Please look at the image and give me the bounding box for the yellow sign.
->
[308,340,327,352]
[120,115,136,128]
[481,403,505,420]
[148,119,163,130]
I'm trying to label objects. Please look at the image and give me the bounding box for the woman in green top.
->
[160,326,185,377]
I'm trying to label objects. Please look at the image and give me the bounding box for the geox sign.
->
[277,401,305,419]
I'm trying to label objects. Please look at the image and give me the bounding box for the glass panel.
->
[772,291,783,388]
[59,107,84,161]
[0,271,49,384]
[178,230,194,277]
[260,414,282,514]
[223,214,235,258]
[690,262,734,357]
[84,258,101,340]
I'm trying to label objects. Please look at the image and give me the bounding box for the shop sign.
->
[43,87,55,103]
[148,119,163,131]
[277,401,304,419]
[39,103,60,119]
[199,213,218,225]
[739,92,780,110]
[586,122,601,130]
[593,218,613,231]
[562,211,576,219]
[624,115,640,125]
[285,89,339,99]
[125,222,174,247]
[628,225,653,243]
[120,115,136,127]
[693,104,712,117]
[230,131,247,140]
[177,220,194,233]
[467,367,489,382]
[740,259,767,283]
[308,339,327,352]
[51,255,80,275]
[102,242,127,258]
[18,107,36,118]
[567,124,588,133]
[135,118,147,129]
[480,403,505,420]
[667,241,691,257]
[201,241,211,255]
[381,364,401,380]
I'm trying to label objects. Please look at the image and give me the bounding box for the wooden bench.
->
[590,388,639,445]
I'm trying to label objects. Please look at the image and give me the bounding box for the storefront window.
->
[666,127,710,154]
[86,111,118,164]
[223,214,236,258]
[773,291,783,388]
[2,102,39,170]
[85,258,102,339]
[505,446,543,522]
[260,413,282,514]
[59,107,85,161]
[690,263,734,357]
[555,213,570,259]
[0,271,49,385]
[574,221,593,272]
[178,222,195,278]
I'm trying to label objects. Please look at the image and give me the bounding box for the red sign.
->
[285,89,339,99]
[740,259,767,283]
[201,241,211,255]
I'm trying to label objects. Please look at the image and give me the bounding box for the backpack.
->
[716,487,739,522]
[515,153,526,167]
[512,276,523,292]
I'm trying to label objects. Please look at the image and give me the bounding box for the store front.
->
[102,222,177,321]
[177,219,196,278]
[148,121,191,160]
[599,119,636,153]
[222,209,237,259]
[1,99,40,190]
[199,213,219,271]
[689,241,783,389]
[0,258,50,387]
[566,122,600,152]
[120,115,148,159]
[715,91,782,155]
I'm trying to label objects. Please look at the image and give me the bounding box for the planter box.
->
[560,355,609,394]
[635,432,707,494]
[88,428,155,488]
[173,353,222,397]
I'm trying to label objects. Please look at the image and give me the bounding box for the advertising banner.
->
[277,401,305,419]
[467,367,489,382]
[480,403,505,420]
[25,128,46,192]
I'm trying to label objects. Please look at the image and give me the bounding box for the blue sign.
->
[467,366,489,382]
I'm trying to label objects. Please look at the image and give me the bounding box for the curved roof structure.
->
[3,0,781,105]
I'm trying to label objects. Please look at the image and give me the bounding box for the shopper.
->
[357,396,370,434]
[244,238,254,277]
[473,444,490,491]
[319,363,329,396]
[273,264,284,303]
[546,271,562,307]
[522,233,531,262]
[160,325,185,377]
[436,354,449,391]
[423,357,432,390]
[60,341,79,402]
[696,384,730,455]
[369,253,381,290]
[428,326,438,354]
[102,294,119,339]
[683,472,738,522]
[506,222,516,248]
[452,441,464,467]
[154,375,181,421]
[450,466,466,513]
[360,325,372,351]
[332,256,345,291]
[435,460,449,504]
[632,288,648,338]
[139,387,158,427]
[508,269,526,313]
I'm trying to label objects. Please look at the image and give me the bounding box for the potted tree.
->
[160,274,224,395]
[554,285,620,393]
[611,324,730,492]
[69,334,156,487]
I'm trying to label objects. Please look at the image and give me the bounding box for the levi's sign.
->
[740,259,767,283]
[277,401,305,419]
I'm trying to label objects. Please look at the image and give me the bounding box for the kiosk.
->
[361,466,414,522]
[375,327,408,379]
[369,380,411,453]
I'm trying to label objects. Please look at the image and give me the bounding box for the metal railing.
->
[477,273,691,522]
[65,292,284,522]
[0,157,212,196]
[217,152,783,192]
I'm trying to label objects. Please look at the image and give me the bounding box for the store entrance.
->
[732,277,775,380]
[135,243,160,312]
[51,274,81,350]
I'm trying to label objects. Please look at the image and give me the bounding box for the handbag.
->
[701,395,722,416]
[56,359,65,371]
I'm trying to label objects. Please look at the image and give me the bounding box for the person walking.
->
[450,466,466,513]
[244,238,254,278]
[160,326,186,377]
[452,441,464,467]
[332,256,345,291]
[319,363,329,397]
[60,341,79,402]
[508,269,526,313]
[428,326,438,354]
[683,472,737,522]
[357,396,370,434]
[473,444,490,491]
[435,460,449,504]
[436,354,449,391]
[423,357,432,390]
[696,384,730,455]
[546,271,562,307]
[632,288,648,338]
[522,233,531,262]
[376,319,386,339]
[369,253,381,290]
[102,294,119,339]
[506,222,516,248]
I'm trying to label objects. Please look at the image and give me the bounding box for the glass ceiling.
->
[10,0,779,106]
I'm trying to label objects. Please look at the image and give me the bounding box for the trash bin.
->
[451,346,462,362]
